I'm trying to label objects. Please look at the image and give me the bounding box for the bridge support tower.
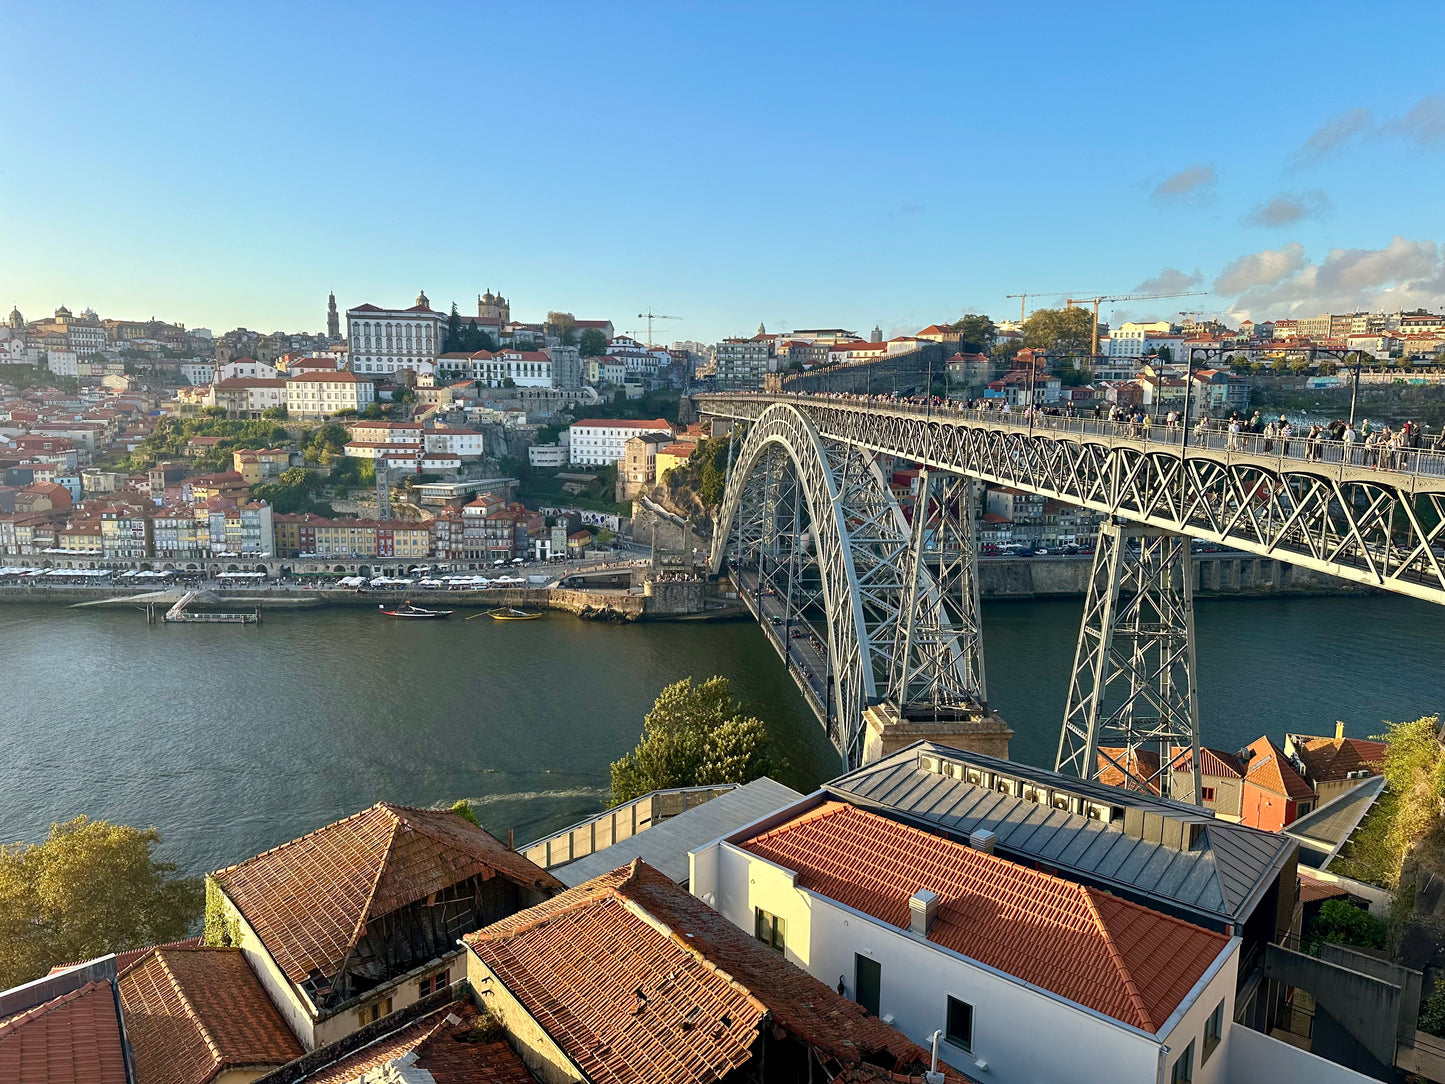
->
[1055,522,1202,802]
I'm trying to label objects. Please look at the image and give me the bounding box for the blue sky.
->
[4,1,1444,343]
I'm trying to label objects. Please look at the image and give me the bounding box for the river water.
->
[1,595,1441,875]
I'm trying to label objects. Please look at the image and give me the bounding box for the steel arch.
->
[710,404,888,764]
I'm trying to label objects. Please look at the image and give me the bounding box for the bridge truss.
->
[704,394,1445,783]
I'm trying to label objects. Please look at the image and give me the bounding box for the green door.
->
[855,953,881,1016]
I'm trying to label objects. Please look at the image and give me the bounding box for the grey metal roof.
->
[552,777,803,887]
[826,742,1298,929]
[1285,775,1385,869]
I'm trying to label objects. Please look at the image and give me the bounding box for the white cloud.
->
[1132,267,1204,294]
[1243,190,1330,228]
[1212,244,1308,295]
[1150,165,1216,204]
[1215,236,1445,319]
[1287,107,1372,167]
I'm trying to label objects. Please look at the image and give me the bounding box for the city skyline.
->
[4,2,1445,342]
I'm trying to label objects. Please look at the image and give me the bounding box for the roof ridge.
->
[1078,889,1155,1032]
[468,871,633,946]
[213,803,383,879]
[346,807,407,956]
[152,948,224,1073]
[0,980,107,1041]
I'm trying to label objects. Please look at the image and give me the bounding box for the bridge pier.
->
[1055,521,1202,802]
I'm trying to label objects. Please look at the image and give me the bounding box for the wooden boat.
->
[489,607,542,621]
[378,601,453,619]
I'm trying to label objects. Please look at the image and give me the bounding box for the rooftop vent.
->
[969,828,997,855]
[909,889,939,936]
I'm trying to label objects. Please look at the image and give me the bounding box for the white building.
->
[217,357,280,381]
[347,292,445,377]
[1109,321,1176,359]
[180,362,215,385]
[693,797,1242,1084]
[437,348,554,387]
[287,371,375,418]
[527,443,567,468]
[567,417,673,466]
[423,427,486,458]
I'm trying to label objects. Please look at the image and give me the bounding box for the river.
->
[1,594,1441,875]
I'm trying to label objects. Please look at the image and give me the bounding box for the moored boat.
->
[378,601,454,619]
[489,607,542,621]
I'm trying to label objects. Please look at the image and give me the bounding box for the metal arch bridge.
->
[700,391,1445,793]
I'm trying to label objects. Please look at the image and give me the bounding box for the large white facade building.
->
[1109,321,1176,358]
[286,371,376,418]
[437,349,554,387]
[346,292,445,377]
[567,417,673,465]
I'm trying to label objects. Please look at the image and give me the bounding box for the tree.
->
[1227,355,1253,374]
[394,386,417,405]
[950,314,997,355]
[1021,307,1093,355]
[0,816,202,989]
[993,338,1023,365]
[609,677,777,804]
[1303,899,1387,955]
[1156,345,1174,363]
[445,303,463,349]
[451,800,479,826]
[547,311,578,346]
[262,405,288,420]
[579,327,608,357]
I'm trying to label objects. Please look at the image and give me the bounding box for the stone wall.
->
[979,554,1362,600]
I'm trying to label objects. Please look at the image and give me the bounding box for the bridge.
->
[697,391,1445,797]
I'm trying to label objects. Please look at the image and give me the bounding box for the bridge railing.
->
[704,392,1445,481]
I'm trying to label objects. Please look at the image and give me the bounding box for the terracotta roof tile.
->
[1096,747,1163,793]
[213,803,561,983]
[118,946,303,1084]
[1294,736,1386,783]
[1244,737,1315,801]
[47,936,202,976]
[466,862,970,1084]
[0,981,129,1084]
[1298,873,1349,905]
[739,803,1228,1033]
[286,1000,533,1083]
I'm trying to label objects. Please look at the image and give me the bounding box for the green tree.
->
[1021,307,1094,355]
[547,311,578,346]
[0,817,203,989]
[450,800,479,826]
[579,327,609,357]
[1227,355,1253,374]
[993,338,1023,365]
[262,405,288,420]
[1303,899,1387,955]
[394,386,417,405]
[949,314,997,355]
[609,677,777,804]
[445,302,464,349]
[1156,345,1174,363]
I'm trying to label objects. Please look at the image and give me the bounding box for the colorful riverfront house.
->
[207,802,561,1051]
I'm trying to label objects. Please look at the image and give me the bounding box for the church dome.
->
[8,307,22,329]
[415,290,430,308]
[55,305,72,318]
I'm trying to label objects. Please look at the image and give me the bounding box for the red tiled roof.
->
[118,946,303,1084]
[569,418,672,430]
[739,803,1229,1032]
[466,862,971,1084]
[1243,737,1315,801]
[47,937,203,977]
[1096,747,1163,793]
[295,1000,533,1084]
[1298,873,1349,906]
[1293,736,1386,783]
[0,981,129,1084]
[212,803,561,983]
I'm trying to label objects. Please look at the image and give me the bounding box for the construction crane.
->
[1065,291,1209,358]
[1004,292,1069,323]
[637,309,681,348]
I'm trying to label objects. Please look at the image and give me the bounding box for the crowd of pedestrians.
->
[773,390,1442,474]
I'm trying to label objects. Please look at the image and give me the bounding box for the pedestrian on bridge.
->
[1279,417,1293,458]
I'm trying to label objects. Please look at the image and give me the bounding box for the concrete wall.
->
[779,344,950,396]
[1225,1023,1378,1083]
[310,951,463,1049]
[979,554,1360,600]
[464,947,584,1084]
[692,840,1217,1084]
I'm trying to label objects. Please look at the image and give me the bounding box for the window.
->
[1202,1000,1224,1063]
[1170,1039,1194,1084]
[357,996,393,1027]
[418,968,450,998]
[754,908,785,954]
[1202,786,1216,802]
[945,996,973,1051]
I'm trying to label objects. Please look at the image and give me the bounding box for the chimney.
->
[1335,720,1345,740]
[968,828,997,855]
[909,889,939,936]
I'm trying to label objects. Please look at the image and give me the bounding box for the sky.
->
[4,1,1445,344]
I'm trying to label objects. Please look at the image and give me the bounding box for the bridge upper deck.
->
[697,392,1445,494]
